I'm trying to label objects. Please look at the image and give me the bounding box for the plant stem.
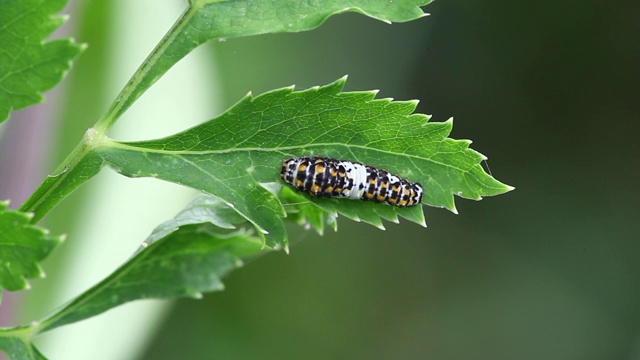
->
[18,129,102,221]
[0,324,37,342]
[19,4,199,221]
[93,5,197,133]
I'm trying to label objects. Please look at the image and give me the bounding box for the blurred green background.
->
[2,0,640,359]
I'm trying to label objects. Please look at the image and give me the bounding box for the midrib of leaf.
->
[105,137,474,176]
[147,154,271,234]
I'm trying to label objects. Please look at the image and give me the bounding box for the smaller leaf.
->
[37,196,265,333]
[0,0,84,122]
[104,0,433,123]
[141,194,247,246]
[278,185,335,235]
[0,201,63,291]
[0,333,47,360]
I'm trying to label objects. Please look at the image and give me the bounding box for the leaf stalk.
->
[93,4,197,133]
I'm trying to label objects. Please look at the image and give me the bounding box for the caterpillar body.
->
[279,156,423,207]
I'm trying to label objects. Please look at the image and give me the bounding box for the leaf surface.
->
[0,335,46,360]
[109,0,433,124]
[95,78,513,248]
[0,201,62,291]
[0,0,84,122]
[38,196,264,333]
[278,185,336,235]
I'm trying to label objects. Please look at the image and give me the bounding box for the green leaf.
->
[278,185,336,235]
[92,77,512,248]
[37,196,265,333]
[0,0,84,123]
[177,0,432,55]
[142,194,248,245]
[0,334,46,360]
[101,0,432,128]
[0,201,63,291]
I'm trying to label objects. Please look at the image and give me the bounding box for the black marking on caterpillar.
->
[279,156,423,207]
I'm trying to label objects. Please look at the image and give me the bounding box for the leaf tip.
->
[332,75,349,90]
[441,201,459,215]
[272,243,288,253]
[327,214,338,231]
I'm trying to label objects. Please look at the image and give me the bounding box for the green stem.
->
[20,4,198,221]
[93,5,197,133]
[0,325,34,338]
[18,129,101,221]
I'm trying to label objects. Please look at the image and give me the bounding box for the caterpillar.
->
[279,156,423,207]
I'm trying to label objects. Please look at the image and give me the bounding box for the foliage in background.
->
[0,0,83,123]
[0,0,512,359]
